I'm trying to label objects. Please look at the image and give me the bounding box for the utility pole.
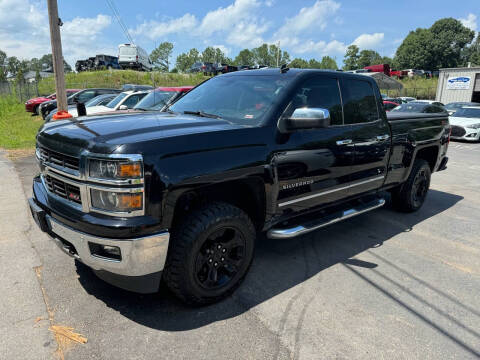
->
[47,0,71,119]
[276,41,281,67]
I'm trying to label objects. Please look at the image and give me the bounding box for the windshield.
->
[169,75,291,126]
[119,46,136,56]
[446,102,477,110]
[391,104,427,112]
[453,108,480,118]
[134,91,176,110]
[106,93,127,108]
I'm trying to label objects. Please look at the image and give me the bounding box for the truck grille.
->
[44,175,82,204]
[451,125,466,137]
[39,147,80,171]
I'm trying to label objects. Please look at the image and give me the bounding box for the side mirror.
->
[118,105,128,110]
[285,108,331,131]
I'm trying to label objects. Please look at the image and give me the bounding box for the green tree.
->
[7,56,20,76]
[150,42,174,72]
[357,50,383,68]
[343,45,359,70]
[319,56,338,69]
[251,43,290,67]
[0,49,7,80]
[394,18,475,70]
[175,48,201,72]
[466,33,480,65]
[290,58,309,68]
[37,54,72,72]
[233,49,255,66]
[201,46,231,64]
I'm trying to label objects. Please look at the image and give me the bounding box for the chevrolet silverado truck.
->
[29,69,450,305]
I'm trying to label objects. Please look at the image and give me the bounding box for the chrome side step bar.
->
[267,198,385,239]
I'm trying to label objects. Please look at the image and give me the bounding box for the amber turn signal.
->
[118,163,142,178]
[119,193,143,210]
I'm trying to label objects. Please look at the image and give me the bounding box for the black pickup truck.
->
[29,69,450,305]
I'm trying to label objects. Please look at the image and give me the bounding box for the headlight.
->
[466,123,480,129]
[90,189,143,212]
[89,159,142,179]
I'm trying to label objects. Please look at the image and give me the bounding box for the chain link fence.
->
[0,81,42,103]
[383,87,437,100]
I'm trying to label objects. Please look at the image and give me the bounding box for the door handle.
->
[336,139,353,145]
[376,134,390,141]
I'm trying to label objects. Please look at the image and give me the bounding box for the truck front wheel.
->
[391,159,431,212]
[164,202,255,305]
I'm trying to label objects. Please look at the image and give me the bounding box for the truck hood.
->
[449,116,480,127]
[37,112,243,154]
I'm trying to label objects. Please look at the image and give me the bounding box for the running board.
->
[267,198,385,239]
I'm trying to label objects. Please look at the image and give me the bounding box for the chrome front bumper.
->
[46,215,170,278]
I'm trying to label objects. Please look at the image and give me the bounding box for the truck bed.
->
[386,112,448,122]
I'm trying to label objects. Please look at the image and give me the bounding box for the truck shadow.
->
[76,189,464,332]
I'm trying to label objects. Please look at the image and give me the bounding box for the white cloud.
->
[352,33,384,49]
[131,0,268,48]
[199,0,261,36]
[275,0,340,38]
[130,14,197,40]
[294,39,346,55]
[0,0,113,67]
[459,13,477,31]
[210,45,230,56]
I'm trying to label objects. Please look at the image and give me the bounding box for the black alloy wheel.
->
[194,227,246,290]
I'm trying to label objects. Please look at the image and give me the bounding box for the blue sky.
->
[0,0,478,68]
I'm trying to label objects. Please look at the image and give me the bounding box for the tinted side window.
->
[77,90,96,103]
[342,79,379,124]
[289,77,343,125]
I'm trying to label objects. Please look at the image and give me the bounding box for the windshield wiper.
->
[183,110,221,119]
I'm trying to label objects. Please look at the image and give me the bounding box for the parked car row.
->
[189,62,268,75]
[27,84,193,123]
[347,64,439,79]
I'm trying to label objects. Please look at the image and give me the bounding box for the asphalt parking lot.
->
[3,141,480,359]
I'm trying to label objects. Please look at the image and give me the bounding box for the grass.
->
[0,96,43,149]
[382,77,439,99]
[37,70,209,95]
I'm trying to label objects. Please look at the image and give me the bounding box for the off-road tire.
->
[163,202,255,306]
[391,159,431,212]
[33,104,39,116]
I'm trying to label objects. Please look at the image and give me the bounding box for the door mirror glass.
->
[286,108,331,131]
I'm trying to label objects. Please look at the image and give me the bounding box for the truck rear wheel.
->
[391,159,431,212]
[164,202,255,305]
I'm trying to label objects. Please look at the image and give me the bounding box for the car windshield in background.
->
[106,93,127,108]
[169,75,291,126]
[391,103,428,112]
[453,108,480,118]
[445,102,479,110]
[134,91,176,111]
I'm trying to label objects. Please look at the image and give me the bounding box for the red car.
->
[390,70,408,79]
[364,64,391,76]
[383,100,399,111]
[25,89,81,114]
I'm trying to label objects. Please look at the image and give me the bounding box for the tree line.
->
[0,51,72,82]
[344,18,480,71]
[150,17,480,73]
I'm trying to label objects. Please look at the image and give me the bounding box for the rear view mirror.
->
[119,105,128,110]
[285,108,331,131]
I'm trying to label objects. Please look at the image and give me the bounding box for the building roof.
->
[439,67,480,71]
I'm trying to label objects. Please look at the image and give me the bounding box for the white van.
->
[118,44,152,71]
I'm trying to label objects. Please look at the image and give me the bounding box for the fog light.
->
[89,242,121,261]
